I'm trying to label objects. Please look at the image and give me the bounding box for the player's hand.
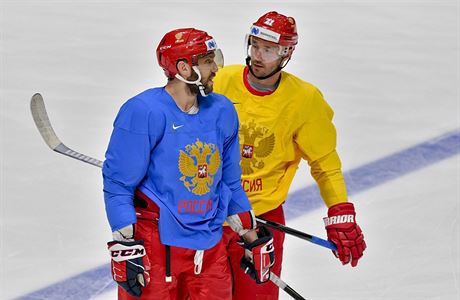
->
[108,226,151,298]
[240,226,275,283]
[324,202,366,267]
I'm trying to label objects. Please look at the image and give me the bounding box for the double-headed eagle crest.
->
[178,139,221,195]
[240,120,275,175]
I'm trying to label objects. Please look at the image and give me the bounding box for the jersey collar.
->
[243,66,276,96]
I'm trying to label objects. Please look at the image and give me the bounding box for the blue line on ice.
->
[16,129,460,300]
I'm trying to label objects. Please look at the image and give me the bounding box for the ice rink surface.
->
[1,0,459,299]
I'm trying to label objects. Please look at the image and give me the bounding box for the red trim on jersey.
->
[243,66,275,96]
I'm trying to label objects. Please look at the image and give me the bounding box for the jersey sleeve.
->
[221,105,252,216]
[102,99,156,231]
[294,88,348,207]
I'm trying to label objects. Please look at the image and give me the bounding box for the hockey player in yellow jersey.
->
[214,12,367,300]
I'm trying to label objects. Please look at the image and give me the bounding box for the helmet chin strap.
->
[245,56,291,80]
[175,66,209,97]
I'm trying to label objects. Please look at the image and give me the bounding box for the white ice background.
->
[1,0,459,299]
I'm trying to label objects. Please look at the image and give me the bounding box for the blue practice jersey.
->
[103,87,251,250]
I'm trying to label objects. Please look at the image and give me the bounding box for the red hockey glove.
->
[324,202,366,267]
[107,240,151,297]
[240,226,275,283]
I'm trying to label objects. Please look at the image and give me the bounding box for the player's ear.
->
[176,60,192,78]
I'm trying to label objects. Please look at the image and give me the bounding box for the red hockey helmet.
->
[156,28,222,78]
[249,11,298,48]
[244,12,298,79]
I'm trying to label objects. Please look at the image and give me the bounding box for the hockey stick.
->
[270,272,306,300]
[30,93,103,168]
[30,93,307,300]
[31,92,334,252]
[256,217,337,251]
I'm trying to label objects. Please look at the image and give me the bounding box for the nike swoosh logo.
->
[172,124,184,130]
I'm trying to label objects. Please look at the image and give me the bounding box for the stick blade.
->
[30,93,62,150]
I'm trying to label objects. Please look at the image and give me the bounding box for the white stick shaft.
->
[30,93,104,168]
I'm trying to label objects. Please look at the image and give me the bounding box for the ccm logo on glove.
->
[110,243,146,261]
[107,240,151,297]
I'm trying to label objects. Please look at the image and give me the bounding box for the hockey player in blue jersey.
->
[103,28,275,299]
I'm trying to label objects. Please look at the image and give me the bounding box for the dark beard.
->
[186,69,213,95]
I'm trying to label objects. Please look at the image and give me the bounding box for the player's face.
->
[248,37,283,77]
[196,51,221,94]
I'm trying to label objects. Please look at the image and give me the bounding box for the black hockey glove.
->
[108,225,151,298]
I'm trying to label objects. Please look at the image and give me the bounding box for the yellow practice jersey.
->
[213,65,347,215]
